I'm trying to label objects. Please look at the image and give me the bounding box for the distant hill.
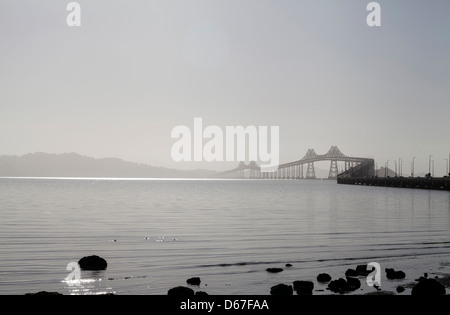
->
[0,153,217,178]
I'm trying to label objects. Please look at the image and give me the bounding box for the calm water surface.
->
[1,178,450,295]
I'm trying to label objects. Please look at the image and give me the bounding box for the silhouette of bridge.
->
[220,146,374,179]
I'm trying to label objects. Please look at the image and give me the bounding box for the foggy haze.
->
[1,0,449,175]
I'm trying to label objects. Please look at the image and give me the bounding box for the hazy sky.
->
[1,0,449,174]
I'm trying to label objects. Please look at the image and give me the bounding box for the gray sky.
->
[1,0,449,174]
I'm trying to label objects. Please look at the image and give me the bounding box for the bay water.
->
[1,178,449,295]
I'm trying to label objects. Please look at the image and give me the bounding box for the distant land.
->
[0,153,422,179]
[0,153,218,178]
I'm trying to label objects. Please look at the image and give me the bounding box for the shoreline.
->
[20,255,450,296]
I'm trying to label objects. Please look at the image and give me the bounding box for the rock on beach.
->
[317,273,332,283]
[186,277,201,286]
[411,278,446,295]
[168,286,195,297]
[25,291,62,295]
[78,255,107,271]
[266,268,283,273]
[270,284,293,295]
[293,280,314,295]
[385,268,406,280]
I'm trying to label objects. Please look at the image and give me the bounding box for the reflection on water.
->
[63,270,114,295]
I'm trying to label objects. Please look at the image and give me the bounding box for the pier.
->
[220,147,450,191]
[337,176,450,191]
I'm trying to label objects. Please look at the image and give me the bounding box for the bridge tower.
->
[306,162,316,179]
[328,160,338,179]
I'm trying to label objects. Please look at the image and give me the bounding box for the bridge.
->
[220,146,374,179]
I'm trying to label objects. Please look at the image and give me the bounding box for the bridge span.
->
[220,146,374,180]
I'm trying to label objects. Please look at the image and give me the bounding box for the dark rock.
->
[327,277,360,293]
[328,278,350,294]
[415,276,426,282]
[411,278,446,296]
[345,269,358,277]
[167,286,195,297]
[78,255,107,271]
[356,264,374,276]
[195,291,209,296]
[413,273,428,281]
[317,273,332,283]
[293,280,314,295]
[186,277,201,286]
[345,265,374,277]
[434,275,450,287]
[270,284,293,295]
[396,286,405,293]
[385,268,405,280]
[285,263,292,267]
[25,291,62,295]
[346,277,361,290]
[266,268,283,273]
[293,280,314,291]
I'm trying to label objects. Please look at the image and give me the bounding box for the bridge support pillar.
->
[299,164,304,179]
[306,162,316,179]
[329,160,338,179]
